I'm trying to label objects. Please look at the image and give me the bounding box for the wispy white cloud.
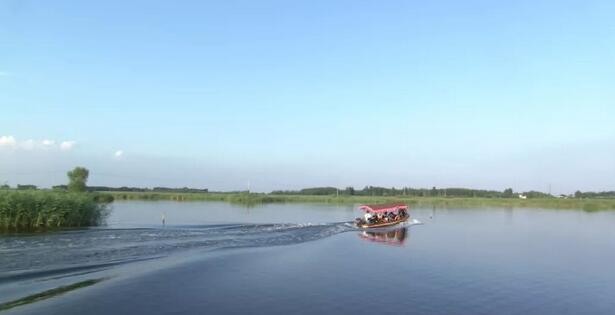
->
[0,136,77,151]
[60,141,76,151]
[0,135,17,147]
[114,150,124,158]
[42,139,55,146]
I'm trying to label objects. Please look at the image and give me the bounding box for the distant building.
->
[518,194,527,199]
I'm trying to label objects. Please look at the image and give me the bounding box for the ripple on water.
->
[0,222,356,281]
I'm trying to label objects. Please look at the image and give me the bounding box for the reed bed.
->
[0,190,111,232]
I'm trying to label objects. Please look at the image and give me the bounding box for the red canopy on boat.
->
[359,202,408,213]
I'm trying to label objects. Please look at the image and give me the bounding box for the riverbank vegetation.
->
[272,186,556,198]
[102,190,615,211]
[0,190,111,231]
[0,167,112,232]
[3,176,614,232]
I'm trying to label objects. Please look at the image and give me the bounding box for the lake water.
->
[2,201,615,314]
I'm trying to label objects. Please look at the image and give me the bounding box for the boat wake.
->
[0,220,426,306]
[0,222,357,282]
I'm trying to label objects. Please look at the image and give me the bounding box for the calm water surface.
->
[1,201,615,314]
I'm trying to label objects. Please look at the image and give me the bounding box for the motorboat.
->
[354,202,409,229]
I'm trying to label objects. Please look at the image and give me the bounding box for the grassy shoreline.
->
[103,191,615,211]
[0,190,112,232]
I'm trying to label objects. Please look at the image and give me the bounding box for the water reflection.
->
[358,227,408,246]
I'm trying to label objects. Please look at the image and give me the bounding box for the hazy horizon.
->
[2,1,614,194]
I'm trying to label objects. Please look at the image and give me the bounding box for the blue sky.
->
[1,0,614,193]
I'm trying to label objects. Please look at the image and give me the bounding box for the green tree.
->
[67,167,89,192]
[431,186,438,197]
[503,188,514,198]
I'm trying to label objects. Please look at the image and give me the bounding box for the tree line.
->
[574,191,615,199]
[271,186,570,199]
[3,179,614,200]
[272,186,510,197]
[51,185,209,193]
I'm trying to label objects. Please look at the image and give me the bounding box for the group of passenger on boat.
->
[354,202,409,228]
[364,209,407,224]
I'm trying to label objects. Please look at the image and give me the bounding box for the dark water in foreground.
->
[2,201,615,314]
